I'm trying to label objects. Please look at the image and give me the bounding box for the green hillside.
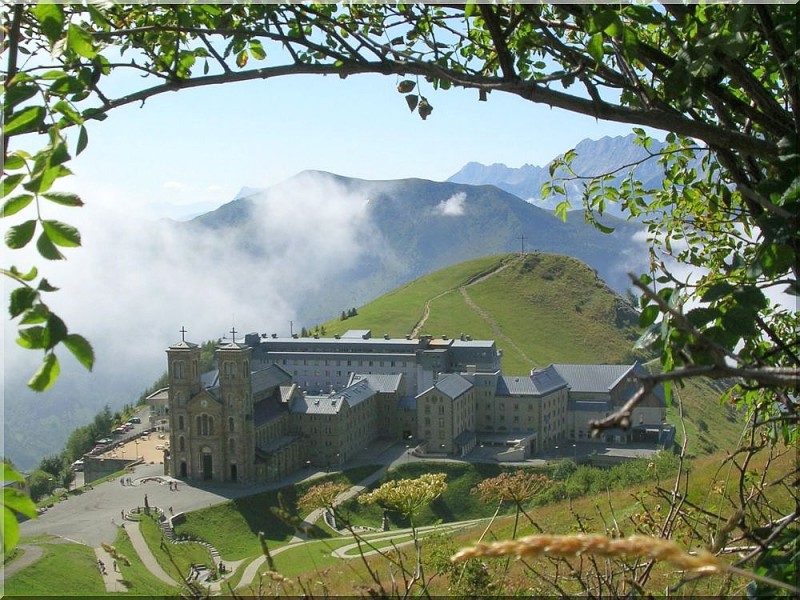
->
[324,252,642,375]
[324,252,743,454]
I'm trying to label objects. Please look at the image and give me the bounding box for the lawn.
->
[2,537,106,597]
[139,514,214,583]
[110,526,181,596]
[173,466,382,560]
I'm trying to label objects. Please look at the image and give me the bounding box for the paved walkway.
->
[94,545,128,593]
[1,544,43,580]
[122,521,177,587]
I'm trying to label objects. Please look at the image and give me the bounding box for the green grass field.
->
[2,537,106,597]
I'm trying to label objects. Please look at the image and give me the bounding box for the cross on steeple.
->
[517,234,527,255]
[179,326,187,342]
[230,327,238,344]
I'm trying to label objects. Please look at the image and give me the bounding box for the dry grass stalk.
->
[451,534,723,574]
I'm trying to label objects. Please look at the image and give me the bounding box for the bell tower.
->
[217,328,254,483]
[166,327,201,479]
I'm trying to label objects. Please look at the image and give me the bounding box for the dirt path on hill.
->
[459,285,535,368]
[409,255,522,338]
[410,256,535,369]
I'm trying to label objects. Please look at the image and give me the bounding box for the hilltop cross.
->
[230,327,238,344]
[179,326,187,342]
[517,234,527,255]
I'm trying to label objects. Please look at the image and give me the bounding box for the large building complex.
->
[163,329,669,484]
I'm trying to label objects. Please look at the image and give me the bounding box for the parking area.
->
[98,431,169,465]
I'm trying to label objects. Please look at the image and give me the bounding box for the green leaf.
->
[3,505,21,554]
[42,192,84,208]
[639,304,660,328]
[236,50,249,68]
[32,2,64,44]
[9,287,38,318]
[66,24,97,59]
[6,220,37,249]
[701,282,734,303]
[17,326,46,349]
[10,265,38,282]
[28,352,60,391]
[3,155,26,171]
[76,126,88,155]
[24,165,62,195]
[3,84,38,111]
[405,94,419,111]
[249,39,266,60]
[20,305,48,325]
[5,487,37,520]
[37,278,59,292]
[36,231,65,260]
[3,106,46,137]
[2,174,25,199]
[53,100,83,125]
[2,194,34,218]
[3,464,24,484]
[587,33,604,65]
[46,313,68,349]
[42,220,81,247]
[64,334,94,371]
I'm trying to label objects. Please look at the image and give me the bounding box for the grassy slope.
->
[325,252,742,451]
[325,253,641,371]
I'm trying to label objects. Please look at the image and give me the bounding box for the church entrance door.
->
[202,452,213,480]
[230,464,237,482]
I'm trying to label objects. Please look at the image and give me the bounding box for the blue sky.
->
[67,72,641,219]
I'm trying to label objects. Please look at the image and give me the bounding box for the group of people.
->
[168,480,180,491]
[119,476,134,486]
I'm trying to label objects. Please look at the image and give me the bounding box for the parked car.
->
[113,426,126,434]
[129,417,141,424]
[71,459,84,472]
[96,438,112,445]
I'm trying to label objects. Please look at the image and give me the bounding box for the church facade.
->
[164,329,670,484]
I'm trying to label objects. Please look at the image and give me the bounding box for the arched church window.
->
[173,361,184,379]
[196,415,202,433]
[179,436,185,451]
[229,417,235,433]
[178,415,184,430]
[209,416,215,435]
[201,414,209,435]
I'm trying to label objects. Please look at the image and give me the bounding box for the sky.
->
[66,72,641,220]
[3,62,649,467]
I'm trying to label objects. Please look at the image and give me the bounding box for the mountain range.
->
[4,135,656,469]
[448,134,667,213]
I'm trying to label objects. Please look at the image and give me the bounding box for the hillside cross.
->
[517,234,527,254]
[180,326,187,342]
[230,327,237,344]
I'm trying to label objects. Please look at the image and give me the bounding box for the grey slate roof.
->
[348,372,403,393]
[169,340,198,349]
[497,365,567,396]
[290,378,376,415]
[201,370,219,389]
[551,364,636,393]
[427,373,473,399]
[251,364,292,395]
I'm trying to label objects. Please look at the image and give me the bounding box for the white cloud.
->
[2,172,381,465]
[435,192,467,216]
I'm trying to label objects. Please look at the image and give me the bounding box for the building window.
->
[229,417,235,433]
[179,436,185,451]
[229,438,235,452]
[178,415,184,430]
